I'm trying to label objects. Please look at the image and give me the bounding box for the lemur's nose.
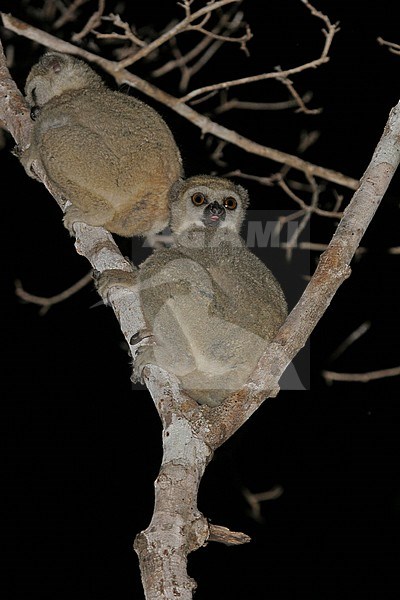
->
[209,201,224,215]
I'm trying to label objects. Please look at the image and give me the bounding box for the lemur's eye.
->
[224,197,237,210]
[191,192,206,206]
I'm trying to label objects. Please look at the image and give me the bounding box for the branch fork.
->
[1,22,400,599]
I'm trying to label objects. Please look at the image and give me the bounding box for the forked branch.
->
[1,22,399,600]
[0,12,358,190]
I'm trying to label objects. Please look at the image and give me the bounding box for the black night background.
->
[1,1,400,598]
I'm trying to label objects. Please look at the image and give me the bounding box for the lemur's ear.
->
[168,178,186,206]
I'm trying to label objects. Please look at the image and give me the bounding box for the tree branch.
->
[177,0,339,104]
[2,24,399,600]
[194,97,400,450]
[116,0,242,69]
[0,13,359,190]
[322,366,400,383]
[15,271,93,315]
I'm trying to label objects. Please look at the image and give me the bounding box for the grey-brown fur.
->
[21,52,183,237]
[128,175,287,406]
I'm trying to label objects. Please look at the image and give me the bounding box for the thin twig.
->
[71,0,106,42]
[226,129,343,221]
[213,91,314,114]
[283,173,320,259]
[179,56,332,104]
[278,177,342,218]
[15,272,93,315]
[179,0,339,104]
[178,34,236,91]
[208,524,251,546]
[117,0,241,69]
[94,14,146,47]
[322,366,400,383]
[187,22,251,51]
[276,70,321,115]
[0,13,359,190]
[243,484,284,521]
[377,36,400,56]
[328,321,371,362]
[152,33,214,78]
[300,0,338,59]
[2,30,400,599]
[288,242,368,255]
[53,0,90,30]
[151,7,243,80]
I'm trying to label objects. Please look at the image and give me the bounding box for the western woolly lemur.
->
[21,52,182,237]
[98,175,288,407]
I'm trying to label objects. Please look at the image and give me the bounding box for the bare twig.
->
[179,57,332,104]
[328,321,371,362]
[295,242,367,255]
[53,0,90,30]
[152,6,244,83]
[187,20,251,52]
[301,0,338,59]
[94,14,146,47]
[208,524,251,546]
[377,36,400,55]
[332,190,345,212]
[71,0,106,42]
[152,31,213,78]
[243,485,284,521]
[15,272,93,315]
[322,366,400,383]
[27,0,62,23]
[178,0,339,104]
[178,37,230,91]
[322,320,399,385]
[294,241,397,256]
[2,27,400,600]
[0,13,359,190]
[276,70,321,115]
[213,91,314,115]
[283,173,320,259]
[278,177,342,218]
[225,130,343,222]
[117,0,241,69]
[147,97,400,453]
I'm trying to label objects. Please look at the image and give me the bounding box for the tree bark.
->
[1,35,399,600]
